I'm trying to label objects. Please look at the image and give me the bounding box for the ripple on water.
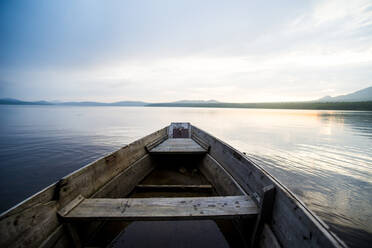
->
[0,106,371,248]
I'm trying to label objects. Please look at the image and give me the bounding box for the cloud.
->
[1,0,372,102]
[312,0,372,27]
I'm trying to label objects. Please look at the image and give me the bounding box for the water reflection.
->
[0,106,371,247]
[317,111,372,138]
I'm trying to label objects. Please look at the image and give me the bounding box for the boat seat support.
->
[250,184,276,248]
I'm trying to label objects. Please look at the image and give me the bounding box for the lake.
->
[0,105,371,247]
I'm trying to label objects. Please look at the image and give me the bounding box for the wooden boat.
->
[0,123,347,248]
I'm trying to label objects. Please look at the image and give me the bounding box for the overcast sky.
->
[1,0,371,102]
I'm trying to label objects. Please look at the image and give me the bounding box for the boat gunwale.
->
[0,126,169,248]
[190,125,348,248]
[0,126,169,219]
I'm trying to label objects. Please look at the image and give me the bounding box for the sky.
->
[1,0,372,103]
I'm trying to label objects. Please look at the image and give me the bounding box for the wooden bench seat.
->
[135,184,213,193]
[149,138,207,154]
[59,195,258,221]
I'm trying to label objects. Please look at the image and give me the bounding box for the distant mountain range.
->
[0,98,148,106]
[148,86,372,107]
[0,98,53,105]
[1,86,371,110]
[171,100,220,104]
[59,101,148,106]
[318,86,372,102]
[0,98,220,106]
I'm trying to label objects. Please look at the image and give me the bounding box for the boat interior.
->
[59,123,260,248]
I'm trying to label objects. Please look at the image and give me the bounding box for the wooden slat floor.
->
[60,196,258,221]
[149,138,207,154]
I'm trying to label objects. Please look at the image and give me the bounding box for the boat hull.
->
[0,124,346,248]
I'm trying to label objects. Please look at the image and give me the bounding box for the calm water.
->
[0,105,371,247]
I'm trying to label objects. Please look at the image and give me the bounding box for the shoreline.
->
[1,101,372,111]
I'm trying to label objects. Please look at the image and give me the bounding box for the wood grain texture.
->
[0,201,59,248]
[260,224,282,248]
[145,135,168,151]
[0,127,168,248]
[61,196,258,221]
[251,185,276,248]
[57,127,168,207]
[150,138,206,154]
[58,195,85,216]
[191,125,347,248]
[135,184,213,193]
[198,154,252,248]
[92,155,155,198]
[39,225,65,248]
[198,154,245,196]
[192,134,211,151]
[136,184,212,189]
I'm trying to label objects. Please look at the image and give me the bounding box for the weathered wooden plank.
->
[0,127,168,248]
[198,154,245,196]
[145,135,168,152]
[58,149,157,246]
[136,184,212,189]
[191,134,211,151]
[150,138,206,154]
[192,126,268,196]
[251,185,276,248]
[135,184,213,193]
[259,224,281,248]
[71,155,156,244]
[269,190,345,248]
[67,150,157,245]
[92,154,156,198]
[57,127,168,207]
[198,153,251,247]
[61,196,258,221]
[0,201,59,248]
[59,195,85,216]
[191,125,346,248]
[39,225,65,248]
